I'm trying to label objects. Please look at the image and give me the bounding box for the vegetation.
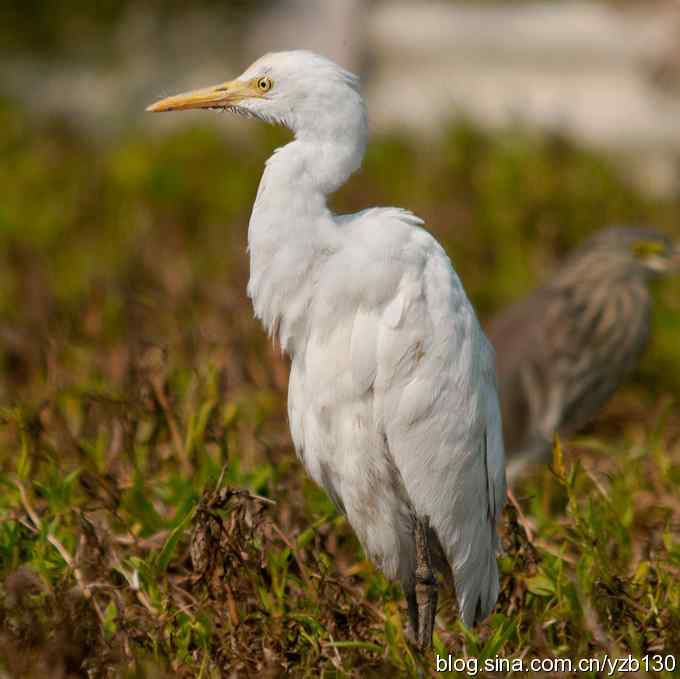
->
[0,98,679,677]
[0,2,271,57]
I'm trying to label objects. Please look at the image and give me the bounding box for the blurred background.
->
[1,1,680,675]
[2,0,679,409]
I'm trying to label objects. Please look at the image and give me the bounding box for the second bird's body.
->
[489,227,680,481]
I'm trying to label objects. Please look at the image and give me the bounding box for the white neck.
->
[247,124,367,354]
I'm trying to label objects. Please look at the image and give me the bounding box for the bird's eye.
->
[256,76,273,92]
[632,240,665,259]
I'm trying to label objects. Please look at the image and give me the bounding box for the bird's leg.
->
[405,585,419,646]
[414,515,437,650]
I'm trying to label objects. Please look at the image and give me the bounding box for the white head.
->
[147,50,367,145]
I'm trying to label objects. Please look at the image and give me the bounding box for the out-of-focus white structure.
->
[366,2,680,193]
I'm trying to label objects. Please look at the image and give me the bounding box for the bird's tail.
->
[450,523,500,627]
[429,503,501,627]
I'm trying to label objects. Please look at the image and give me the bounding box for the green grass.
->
[0,99,679,677]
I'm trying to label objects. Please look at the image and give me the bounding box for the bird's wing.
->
[488,284,594,475]
[481,339,508,525]
[489,275,650,476]
[342,210,506,626]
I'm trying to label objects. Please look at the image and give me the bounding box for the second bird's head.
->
[566,227,680,280]
[147,50,367,142]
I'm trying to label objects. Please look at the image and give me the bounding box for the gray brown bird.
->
[488,226,680,482]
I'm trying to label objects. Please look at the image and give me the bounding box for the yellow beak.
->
[146,79,259,112]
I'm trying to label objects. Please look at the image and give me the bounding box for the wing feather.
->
[350,308,379,394]
[366,223,506,627]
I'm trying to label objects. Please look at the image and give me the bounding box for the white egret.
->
[147,50,506,648]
